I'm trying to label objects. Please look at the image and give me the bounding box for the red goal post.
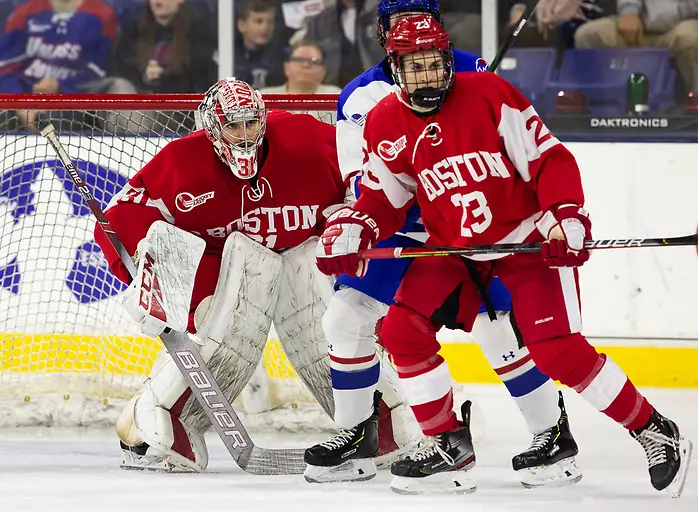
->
[0,93,339,429]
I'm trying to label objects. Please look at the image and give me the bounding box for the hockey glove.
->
[535,204,591,267]
[316,207,379,277]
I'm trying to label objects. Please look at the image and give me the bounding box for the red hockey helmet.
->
[385,14,454,112]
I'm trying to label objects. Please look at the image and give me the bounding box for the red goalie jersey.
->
[96,110,344,286]
[354,71,585,256]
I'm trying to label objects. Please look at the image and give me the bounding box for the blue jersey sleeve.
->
[452,49,489,73]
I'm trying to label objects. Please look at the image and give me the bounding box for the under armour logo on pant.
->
[502,351,516,362]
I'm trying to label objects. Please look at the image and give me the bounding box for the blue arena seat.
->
[496,48,557,112]
[542,48,675,115]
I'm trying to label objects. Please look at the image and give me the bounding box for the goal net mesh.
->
[0,97,337,429]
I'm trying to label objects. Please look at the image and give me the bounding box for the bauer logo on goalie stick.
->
[175,349,249,450]
[175,191,215,212]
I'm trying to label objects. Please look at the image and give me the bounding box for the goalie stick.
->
[41,124,305,476]
[359,234,698,259]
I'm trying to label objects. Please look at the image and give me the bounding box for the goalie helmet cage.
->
[0,93,338,429]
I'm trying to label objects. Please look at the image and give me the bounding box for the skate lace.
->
[319,428,356,450]
[527,430,553,452]
[411,436,454,465]
[636,424,677,468]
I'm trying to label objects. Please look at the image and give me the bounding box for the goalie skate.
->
[120,441,175,472]
[512,391,582,488]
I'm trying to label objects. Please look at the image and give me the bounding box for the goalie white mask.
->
[199,78,267,180]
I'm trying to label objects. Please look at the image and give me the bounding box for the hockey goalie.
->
[94,77,420,472]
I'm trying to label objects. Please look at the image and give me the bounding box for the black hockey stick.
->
[41,124,305,476]
[487,2,539,73]
[360,234,698,259]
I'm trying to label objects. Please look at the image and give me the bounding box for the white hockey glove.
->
[120,221,206,337]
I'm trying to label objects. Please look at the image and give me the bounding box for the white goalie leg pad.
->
[117,233,283,470]
[120,220,205,337]
[273,237,336,417]
[472,312,560,434]
[179,232,284,432]
[116,345,212,472]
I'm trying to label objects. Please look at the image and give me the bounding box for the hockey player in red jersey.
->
[94,77,410,472]
[315,16,692,496]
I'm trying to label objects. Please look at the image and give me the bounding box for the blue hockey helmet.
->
[376,0,442,47]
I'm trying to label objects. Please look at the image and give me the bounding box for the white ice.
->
[0,385,695,512]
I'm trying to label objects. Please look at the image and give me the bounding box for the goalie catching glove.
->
[535,204,592,268]
[316,207,379,277]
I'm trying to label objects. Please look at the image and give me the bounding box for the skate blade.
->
[120,463,173,472]
[390,471,477,495]
[667,437,693,499]
[518,456,583,489]
[304,459,377,484]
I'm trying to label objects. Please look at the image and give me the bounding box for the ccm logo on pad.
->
[175,191,215,212]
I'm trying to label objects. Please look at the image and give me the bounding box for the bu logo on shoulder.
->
[377,135,408,161]
[475,58,488,73]
[175,191,215,212]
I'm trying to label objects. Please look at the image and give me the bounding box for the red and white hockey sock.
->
[394,354,458,436]
[528,334,652,431]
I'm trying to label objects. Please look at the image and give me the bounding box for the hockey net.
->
[0,93,340,429]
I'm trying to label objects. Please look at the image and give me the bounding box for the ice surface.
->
[0,385,695,512]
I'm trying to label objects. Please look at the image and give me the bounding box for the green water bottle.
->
[627,73,650,116]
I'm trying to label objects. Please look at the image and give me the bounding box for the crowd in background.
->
[0,0,696,121]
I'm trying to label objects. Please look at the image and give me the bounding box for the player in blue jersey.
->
[304,0,582,489]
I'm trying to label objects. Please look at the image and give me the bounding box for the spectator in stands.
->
[0,0,133,129]
[235,0,287,89]
[438,0,488,50]
[295,0,379,87]
[574,0,698,96]
[113,0,217,94]
[506,0,608,61]
[259,39,341,121]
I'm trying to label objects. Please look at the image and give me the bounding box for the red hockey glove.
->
[316,207,379,277]
[535,204,591,267]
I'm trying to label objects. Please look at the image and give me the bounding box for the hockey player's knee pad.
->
[527,333,600,388]
[379,303,441,367]
[322,287,386,359]
[472,311,526,369]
